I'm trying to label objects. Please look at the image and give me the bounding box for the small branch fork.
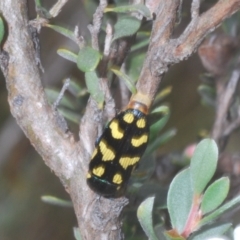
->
[1,0,240,240]
[88,0,108,50]
[137,0,240,102]
[212,70,240,150]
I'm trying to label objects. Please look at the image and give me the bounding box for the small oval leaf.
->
[105,4,152,18]
[154,86,173,105]
[57,49,78,63]
[189,223,231,240]
[149,107,170,142]
[145,129,176,156]
[85,71,104,107]
[77,47,101,72]
[113,16,141,41]
[46,24,76,42]
[126,52,146,81]
[41,195,72,207]
[137,197,158,240]
[0,16,5,46]
[200,195,240,227]
[190,139,218,195]
[68,80,85,98]
[198,84,216,107]
[73,227,82,240]
[165,229,185,240]
[201,177,230,215]
[149,105,170,126]
[110,66,136,94]
[167,168,193,233]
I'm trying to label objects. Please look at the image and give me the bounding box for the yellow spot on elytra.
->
[123,112,134,124]
[119,156,140,169]
[91,148,98,159]
[92,165,105,177]
[112,173,123,184]
[131,134,148,147]
[87,172,91,178]
[136,118,146,128]
[109,119,124,139]
[99,140,115,161]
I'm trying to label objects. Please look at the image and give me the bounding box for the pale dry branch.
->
[137,0,240,103]
[191,0,200,20]
[212,70,240,149]
[88,0,108,50]
[49,0,69,18]
[0,0,77,180]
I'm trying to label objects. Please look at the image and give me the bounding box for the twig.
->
[212,70,240,148]
[53,78,70,109]
[137,0,240,103]
[223,116,240,138]
[88,0,108,50]
[52,78,70,133]
[103,23,113,57]
[49,0,69,18]
[191,0,200,20]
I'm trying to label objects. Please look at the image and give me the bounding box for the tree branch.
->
[0,0,77,180]
[136,0,240,104]
[212,69,240,149]
[49,0,69,18]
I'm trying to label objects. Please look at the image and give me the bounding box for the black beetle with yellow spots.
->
[87,93,151,198]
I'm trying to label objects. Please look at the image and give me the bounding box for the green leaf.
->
[154,224,168,240]
[34,0,42,8]
[149,105,170,126]
[77,47,101,72]
[201,177,230,215]
[110,66,136,94]
[200,195,240,227]
[131,38,150,52]
[45,88,76,110]
[164,230,185,240]
[145,129,176,156]
[154,86,173,105]
[41,195,73,207]
[167,168,193,234]
[189,223,231,240]
[198,84,216,107]
[149,107,170,142]
[85,71,104,108]
[222,11,240,35]
[0,16,5,46]
[68,80,85,98]
[46,24,77,42]
[58,108,80,124]
[190,139,218,195]
[105,4,152,18]
[73,227,82,240]
[113,16,141,41]
[137,197,158,240]
[126,52,146,82]
[57,49,78,63]
[35,0,51,19]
